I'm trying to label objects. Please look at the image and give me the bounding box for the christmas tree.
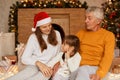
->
[102,0,120,49]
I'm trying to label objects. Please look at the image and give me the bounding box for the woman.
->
[7,12,62,80]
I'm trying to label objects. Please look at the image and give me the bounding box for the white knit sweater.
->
[21,30,62,65]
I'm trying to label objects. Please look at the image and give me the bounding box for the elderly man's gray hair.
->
[86,6,104,20]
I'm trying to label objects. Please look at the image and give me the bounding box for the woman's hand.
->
[90,74,101,80]
[35,61,53,77]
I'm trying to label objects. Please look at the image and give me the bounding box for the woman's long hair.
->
[35,27,58,52]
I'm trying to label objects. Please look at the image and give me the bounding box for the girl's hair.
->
[62,35,80,60]
[35,27,58,52]
[65,35,80,54]
[86,6,104,20]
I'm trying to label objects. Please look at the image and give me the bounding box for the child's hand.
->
[66,46,74,59]
[52,62,60,77]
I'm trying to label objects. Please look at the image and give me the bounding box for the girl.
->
[48,35,81,80]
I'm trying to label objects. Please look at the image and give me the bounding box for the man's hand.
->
[90,74,101,80]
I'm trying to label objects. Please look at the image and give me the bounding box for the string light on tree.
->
[25,0,28,2]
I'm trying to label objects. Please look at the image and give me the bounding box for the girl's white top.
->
[47,52,81,77]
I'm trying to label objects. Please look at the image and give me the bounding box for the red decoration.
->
[109,12,116,19]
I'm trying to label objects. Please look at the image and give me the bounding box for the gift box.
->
[112,64,120,74]
[2,55,17,65]
[110,57,120,73]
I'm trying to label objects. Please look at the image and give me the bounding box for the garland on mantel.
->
[8,0,88,45]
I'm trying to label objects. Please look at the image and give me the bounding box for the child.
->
[47,35,81,80]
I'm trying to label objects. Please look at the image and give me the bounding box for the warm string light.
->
[107,0,113,5]
[108,73,120,80]
[25,0,28,2]
[0,65,18,79]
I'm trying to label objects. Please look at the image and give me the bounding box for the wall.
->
[0,0,106,33]
[80,0,106,7]
[0,0,18,32]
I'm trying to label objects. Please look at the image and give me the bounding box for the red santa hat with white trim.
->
[32,12,52,32]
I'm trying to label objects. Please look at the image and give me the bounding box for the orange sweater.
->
[76,28,115,78]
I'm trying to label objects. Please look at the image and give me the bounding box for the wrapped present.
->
[2,55,17,64]
[0,60,11,67]
[112,64,120,74]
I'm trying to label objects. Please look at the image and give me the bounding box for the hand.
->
[89,74,101,80]
[36,61,53,77]
[52,62,60,76]
[66,46,74,59]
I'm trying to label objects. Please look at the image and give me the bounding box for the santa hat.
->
[32,12,52,32]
